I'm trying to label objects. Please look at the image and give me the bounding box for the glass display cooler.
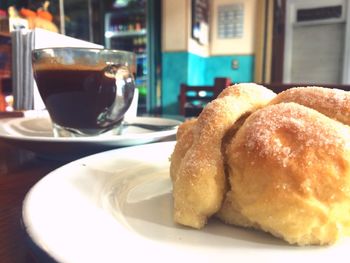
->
[104,0,160,114]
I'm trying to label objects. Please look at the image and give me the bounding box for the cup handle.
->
[96,64,135,127]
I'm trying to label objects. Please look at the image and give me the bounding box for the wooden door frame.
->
[254,0,285,83]
[270,0,286,83]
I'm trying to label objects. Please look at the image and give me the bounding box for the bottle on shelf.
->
[135,17,141,31]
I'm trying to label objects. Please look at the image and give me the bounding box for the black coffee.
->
[33,66,135,135]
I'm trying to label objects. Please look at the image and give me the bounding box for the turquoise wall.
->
[161,52,189,114]
[161,51,254,114]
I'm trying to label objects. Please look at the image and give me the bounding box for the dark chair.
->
[179,81,350,117]
[179,77,231,117]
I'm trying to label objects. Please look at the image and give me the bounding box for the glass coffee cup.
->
[32,48,135,137]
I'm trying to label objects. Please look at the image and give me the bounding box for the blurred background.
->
[0,0,348,115]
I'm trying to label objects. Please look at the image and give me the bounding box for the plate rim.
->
[0,111,181,144]
[22,141,177,263]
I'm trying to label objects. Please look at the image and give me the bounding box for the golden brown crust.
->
[269,86,350,125]
[170,118,197,182]
[218,102,350,245]
[170,83,276,229]
[170,84,350,245]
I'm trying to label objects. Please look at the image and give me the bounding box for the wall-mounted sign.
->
[218,3,244,39]
[192,0,209,45]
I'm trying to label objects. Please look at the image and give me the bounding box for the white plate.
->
[22,142,350,263]
[0,111,180,157]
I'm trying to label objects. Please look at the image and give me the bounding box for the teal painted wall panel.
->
[161,52,254,114]
[188,53,207,85]
[206,55,254,83]
[162,52,188,114]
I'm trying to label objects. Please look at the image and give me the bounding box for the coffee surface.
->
[34,67,134,133]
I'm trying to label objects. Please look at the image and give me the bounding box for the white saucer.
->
[0,111,181,157]
[22,141,350,263]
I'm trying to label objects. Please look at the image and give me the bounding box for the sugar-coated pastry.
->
[170,84,350,246]
[218,102,350,245]
[269,86,350,125]
[170,83,276,229]
[170,118,197,182]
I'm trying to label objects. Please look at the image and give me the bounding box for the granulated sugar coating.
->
[270,87,350,125]
[170,83,276,229]
[242,102,350,167]
[171,84,350,246]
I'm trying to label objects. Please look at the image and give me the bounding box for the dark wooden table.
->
[0,139,66,263]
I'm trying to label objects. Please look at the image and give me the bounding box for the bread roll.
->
[170,83,276,229]
[218,102,350,245]
[269,86,350,125]
[170,84,350,245]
